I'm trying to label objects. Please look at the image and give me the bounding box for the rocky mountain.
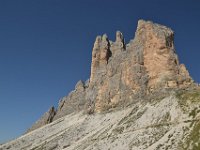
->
[1,20,200,150]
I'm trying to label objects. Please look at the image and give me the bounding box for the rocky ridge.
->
[1,20,200,150]
[1,87,200,150]
[27,19,193,132]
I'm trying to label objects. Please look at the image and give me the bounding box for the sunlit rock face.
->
[88,20,193,112]
[27,20,193,132]
[136,20,192,90]
[26,107,56,133]
[2,19,200,150]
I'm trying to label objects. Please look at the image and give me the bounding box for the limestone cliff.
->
[1,19,200,150]
[27,19,193,132]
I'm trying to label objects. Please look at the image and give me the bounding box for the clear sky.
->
[0,0,200,143]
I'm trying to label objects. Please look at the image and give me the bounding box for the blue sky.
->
[0,0,200,143]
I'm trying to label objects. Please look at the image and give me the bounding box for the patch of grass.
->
[124,108,147,125]
[184,120,200,150]
[96,125,113,140]
[189,108,198,118]
[117,106,139,125]
[183,120,193,123]
[176,89,200,103]
[162,112,171,122]
[176,89,200,112]
[149,122,171,129]
[112,126,124,134]
[156,143,164,150]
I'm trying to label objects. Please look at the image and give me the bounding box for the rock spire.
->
[27,19,193,132]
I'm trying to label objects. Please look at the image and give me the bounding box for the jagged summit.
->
[2,19,200,150]
[89,19,192,111]
[27,19,193,132]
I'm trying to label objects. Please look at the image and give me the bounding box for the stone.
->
[27,107,56,133]
[110,31,125,57]
[27,19,194,132]
[3,89,200,150]
[52,80,87,121]
[75,80,85,92]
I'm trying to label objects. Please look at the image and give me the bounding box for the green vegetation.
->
[124,108,147,126]
[156,143,164,150]
[189,107,198,118]
[117,106,139,125]
[112,126,124,134]
[176,89,200,112]
[184,121,200,150]
[176,89,200,149]
[176,89,200,102]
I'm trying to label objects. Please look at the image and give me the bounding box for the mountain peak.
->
[28,19,194,132]
[2,20,200,150]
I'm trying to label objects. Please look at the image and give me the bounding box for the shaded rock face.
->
[27,107,56,133]
[53,80,87,121]
[27,20,193,132]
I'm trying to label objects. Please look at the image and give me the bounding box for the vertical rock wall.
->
[27,20,193,132]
